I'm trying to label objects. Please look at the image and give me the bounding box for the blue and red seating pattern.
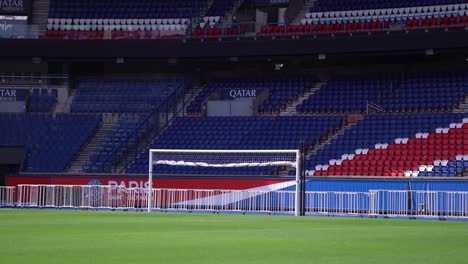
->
[310,113,467,177]
[311,0,468,12]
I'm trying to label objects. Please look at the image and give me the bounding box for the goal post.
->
[148,149,302,216]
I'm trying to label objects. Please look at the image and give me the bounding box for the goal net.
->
[148,149,302,215]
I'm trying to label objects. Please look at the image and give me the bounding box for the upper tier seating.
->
[84,115,144,173]
[309,113,467,177]
[46,0,198,39]
[126,116,345,173]
[49,0,201,19]
[296,74,397,113]
[29,89,57,112]
[0,113,100,172]
[187,76,316,115]
[380,72,468,112]
[311,0,468,12]
[71,79,183,113]
[262,3,468,37]
[192,25,247,39]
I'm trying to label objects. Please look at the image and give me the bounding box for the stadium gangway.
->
[0,186,15,207]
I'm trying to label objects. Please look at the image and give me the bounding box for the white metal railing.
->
[151,189,296,212]
[6,185,468,218]
[0,186,15,206]
[370,190,468,218]
[305,191,370,215]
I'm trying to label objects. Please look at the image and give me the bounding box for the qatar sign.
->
[0,89,27,102]
[0,0,32,15]
[220,88,264,101]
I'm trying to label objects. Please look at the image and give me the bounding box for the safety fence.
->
[3,185,468,219]
[0,186,15,207]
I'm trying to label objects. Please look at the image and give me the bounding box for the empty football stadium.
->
[1,0,468,263]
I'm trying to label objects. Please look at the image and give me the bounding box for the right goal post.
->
[148,149,303,216]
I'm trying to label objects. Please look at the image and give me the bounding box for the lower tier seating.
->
[84,115,144,173]
[0,113,100,172]
[126,116,345,174]
[310,113,467,177]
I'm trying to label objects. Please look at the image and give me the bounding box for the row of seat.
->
[125,116,345,173]
[186,77,315,115]
[47,18,191,26]
[71,79,183,113]
[0,113,100,172]
[192,26,246,39]
[310,113,466,166]
[305,3,468,19]
[84,115,143,173]
[29,89,58,112]
[49,0,202,19]
[311,0,467,12]
[47,24,188,32]
[309,113,467,177]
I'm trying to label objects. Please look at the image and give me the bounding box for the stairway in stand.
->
[453,94,468,113]
[305,115,365,173]
[280,82,325,116]
[290,0,320,25]
[30,0,51,36]
[66,114,119,173]
[116,85,206,173]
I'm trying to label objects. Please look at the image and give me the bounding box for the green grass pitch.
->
[0,210,467,264]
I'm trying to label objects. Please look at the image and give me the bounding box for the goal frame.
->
[148,149,302,216]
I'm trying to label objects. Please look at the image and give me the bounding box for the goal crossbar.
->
[148,149,302,216]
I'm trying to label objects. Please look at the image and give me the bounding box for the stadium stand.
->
[46,0,199,39]
[126,115,345,174]
[380,72,468,112]
[311,0,468,12]
[187,76,317,115]
[296,74,397,114]
[71,79,184,113]
[310,113,467,177]
[258,2,468,37]
[29,89,58,112]
[192,0,244,38]
[0,113,100,172]
[84,115,144,173]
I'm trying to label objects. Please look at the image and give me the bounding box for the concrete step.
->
[54,89,76,113]
[280,82,325,116]
[290,0,319,25]
[118,85,206,173]
[30,0,51,35]
[66,115,118,173]
[452,95,468,113]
